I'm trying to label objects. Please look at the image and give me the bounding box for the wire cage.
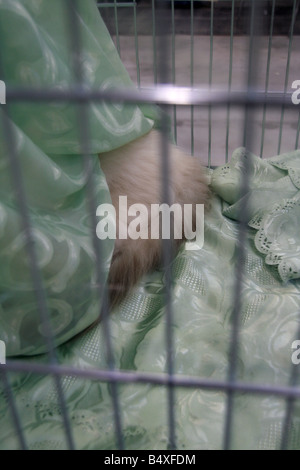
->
[100,0,300,164]
[0,0,300,451]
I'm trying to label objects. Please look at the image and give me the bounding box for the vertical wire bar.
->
[156,0,176,450]
[0,105,75,450]
[0,6,76,451]
[171,0,177,143]
[260,0,276,158]
[277,0,297,155]
[152,0,158,85]
[113,0,121,55]
[0,20,75,443]
[65,0,124,450]
[295,115,300,150]
[161,117,176,451]
[190,0,195,156]
[133,1,141,87]
[280,319,300,450]
[223,0,262,450]
[225,0,235,163]
[0,368,27,450]
[242,1,256,148]
[208,0,214,166]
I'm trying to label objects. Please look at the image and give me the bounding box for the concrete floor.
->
[100,2,300,166]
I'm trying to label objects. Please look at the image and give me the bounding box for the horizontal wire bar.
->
[3,360,300,399]
[5,86,298,108]
[97,2,137,7]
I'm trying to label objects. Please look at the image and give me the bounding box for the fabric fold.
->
[0,0,159,356]
[211,147,300,283]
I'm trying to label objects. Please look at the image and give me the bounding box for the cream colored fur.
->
[99,129,210,305]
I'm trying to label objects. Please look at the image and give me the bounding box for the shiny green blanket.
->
[1,148,300,450]
[0,0,156,357]
[1,0,300,451]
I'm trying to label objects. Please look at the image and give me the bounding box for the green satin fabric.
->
[1,0,300,452]
[0,0,157,356]
[0,0,156,155]
[1,150,300,450]
[212,147,300,283]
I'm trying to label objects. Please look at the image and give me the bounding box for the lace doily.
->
[211,147,300,283]
[250,197,300,283]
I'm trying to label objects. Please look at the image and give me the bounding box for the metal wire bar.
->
[152,0,158,85]
[4,359,300,400]
[296,115,300,150]
[208,0,214,166]
[97,2,136,7]
[98,1,137,55]
[133,1,141,86]
[171,0,178,143]
[156,1,177,450]
[0,20,76,443]
[0,93,75,452]
[223,0,263,451]
[65,0,124,450]
[242,1,258,149]
[113,0,121,55]
[160,118,177,451]
[260,0,276,158]
[0,367,28,450]
[190,0,195,156]
[5,86,297,108]
[277,0,298,155]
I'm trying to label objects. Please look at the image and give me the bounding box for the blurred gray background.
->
[99,1,300,165]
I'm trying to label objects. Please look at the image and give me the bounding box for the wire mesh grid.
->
[0,0,300,451]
